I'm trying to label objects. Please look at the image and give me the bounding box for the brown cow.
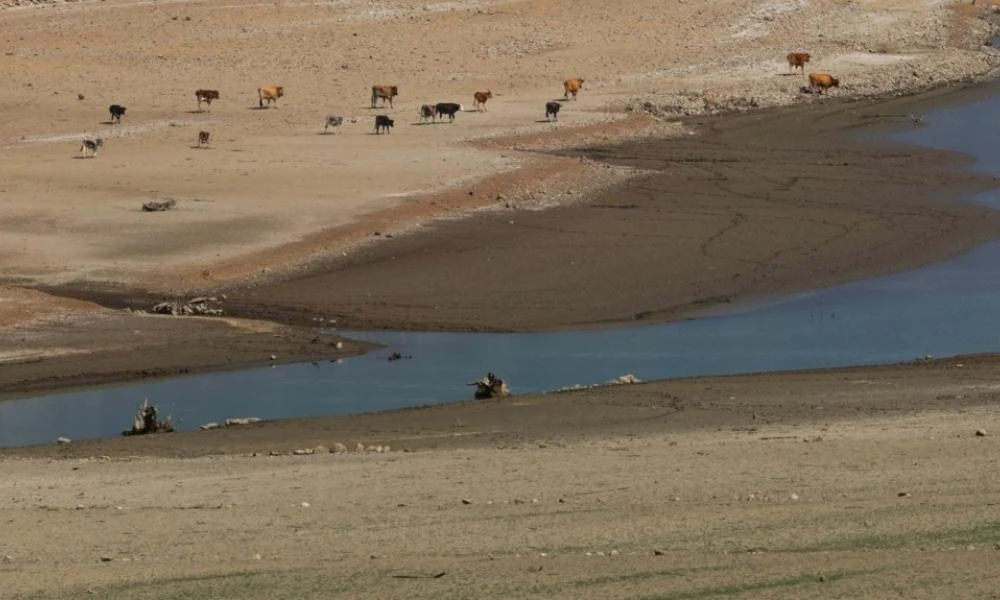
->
[371,85,398,108]
[195,89,220,111]
[473,90,493,111]
[786,52,810,73]
[258,85,284,108]
[808,72,840,94]
[563,78,584,100]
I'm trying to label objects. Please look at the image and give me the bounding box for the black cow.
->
[374,115,394,134]
[545,101,561,121]
[108,104,126,123]
[435,102,462,122]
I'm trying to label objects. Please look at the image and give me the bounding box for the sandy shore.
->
[4,357,1000,599]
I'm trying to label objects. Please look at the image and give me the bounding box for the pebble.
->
[975,429,987,437]
[461,498,473,505]
[56,436,72,444]
[300,502,311,508]
[790,493,800,501]
[335,341,344,349]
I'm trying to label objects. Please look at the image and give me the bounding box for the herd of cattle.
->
[76,59,838,156]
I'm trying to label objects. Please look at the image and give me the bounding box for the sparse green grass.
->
[788,520,1000,553]
[629,569,872,600]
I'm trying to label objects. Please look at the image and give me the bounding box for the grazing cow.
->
[418,104,435,123]
[108,104,126,123]
[197,131,210,147]
[563,78,584,100]
[435,102,462,122]
[80,137,103,157]
[371,85,398,109]
[786,52,810,73]
[258,85,284,108]
[374,115,394,134]
[324,115,344,133]
[545,101,561,121]
[195,89,220,111]
[808,71,840,93]
[473,90,493,111]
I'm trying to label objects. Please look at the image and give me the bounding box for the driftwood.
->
[122,399,174,436]
[142,198,176,212]
[152,296,224,316]
[468,372,511,400]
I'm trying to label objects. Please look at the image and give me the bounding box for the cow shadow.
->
[186,109,207,114]
[71,155,95,159]
[249,105,274,111]
[99,120,117,125]
[534,119,556,124]
[189,145,210,149]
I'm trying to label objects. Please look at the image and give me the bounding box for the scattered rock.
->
[313,445,329,454]
[898,492,911,498]
[293,448,315,456]
[300,502,311,508]
[225,417,262,426]
[151,296,224,316]
[141,198,176,212]
[461,498,473,505]
[332,442,348,453]
[653,549,666,556]
[975,429,987,437]
[355,443,365,452]
[790,493,800,501]
[199,422,220,430]
[56,436,72,444]
[99,556,112,562]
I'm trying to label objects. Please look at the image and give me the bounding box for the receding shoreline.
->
[3,79,1000,409]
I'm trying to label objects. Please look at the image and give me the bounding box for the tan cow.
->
[808,72,840,94]
[473,90,493,111]
[563,78,584,100]
[786,52,810,73]
[258,85,284,108]
[371,85,398,108]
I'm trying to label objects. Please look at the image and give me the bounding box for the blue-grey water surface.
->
[3,93,1000,448]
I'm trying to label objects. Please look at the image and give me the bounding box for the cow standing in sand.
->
[418,104,435,123]
[808,72,840,94]
[371,85,398,109]
[473,90,493,111]
[258,85,284,108]
[375,115,394,134]
[108,104,126,123]
[80,137,103,157]
[786,52,810,73]
[195,89,220,111]
[324,115,344,133]
[545,101,561,121]
[563,78,584,100]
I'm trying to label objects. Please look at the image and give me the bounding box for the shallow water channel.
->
[3,93,1000,447]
